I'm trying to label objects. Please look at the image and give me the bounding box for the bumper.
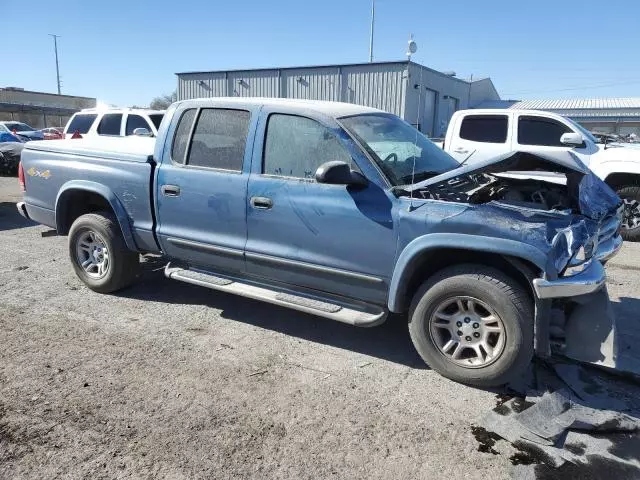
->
[16,201,30,220]
[533,260,606,299]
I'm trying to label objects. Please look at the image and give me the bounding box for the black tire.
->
[68,211,139,293]
[616,185,640,242]
[408,264,533,387]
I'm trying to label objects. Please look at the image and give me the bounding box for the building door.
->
[421,88,437,137]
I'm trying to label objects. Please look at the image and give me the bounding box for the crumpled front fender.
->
[387,232,549,313]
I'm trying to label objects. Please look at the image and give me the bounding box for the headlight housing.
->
[561,240,595,277]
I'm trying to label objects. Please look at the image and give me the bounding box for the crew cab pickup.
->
[439,109,640,240]
[17,98,623,386]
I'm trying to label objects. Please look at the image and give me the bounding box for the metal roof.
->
[176,60,474,85]
[509,98,640,110]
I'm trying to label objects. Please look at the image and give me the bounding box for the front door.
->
[155,105,257,273]
[245,111,397,305]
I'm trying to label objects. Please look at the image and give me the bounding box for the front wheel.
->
[408,265,533,387]
[68,211,139,293]
[616,185,640,242]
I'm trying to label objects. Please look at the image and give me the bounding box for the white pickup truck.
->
[438,109,640,240]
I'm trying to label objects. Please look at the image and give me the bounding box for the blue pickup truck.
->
[17,98,623,386]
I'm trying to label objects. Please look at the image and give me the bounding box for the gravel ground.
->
[1,176,639,480]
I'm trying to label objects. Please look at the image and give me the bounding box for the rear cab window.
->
[459,115,509,143]
[65,114,97,134]
[97,114,123,136]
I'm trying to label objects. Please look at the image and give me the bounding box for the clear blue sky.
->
[4,0,640,107]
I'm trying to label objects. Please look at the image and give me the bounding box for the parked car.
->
[0,141,24,175]
[63,108,165,139]
[0,121,44,142]
[438,109,640,241]
[40,127,64,140]
[17,98,622,387]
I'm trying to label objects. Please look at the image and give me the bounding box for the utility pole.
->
[369,0,375,62]
[49,34,61,95]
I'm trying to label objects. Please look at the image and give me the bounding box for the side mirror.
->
[560,132,584,147]
[315,161,368,187]
[133,127,153,137]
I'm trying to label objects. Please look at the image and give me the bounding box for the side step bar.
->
[164,264,387,327]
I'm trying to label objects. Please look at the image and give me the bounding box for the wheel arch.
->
[388,234,546,314]
[55,181,137,251]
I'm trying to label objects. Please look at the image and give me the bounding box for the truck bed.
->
[20,137,160,253]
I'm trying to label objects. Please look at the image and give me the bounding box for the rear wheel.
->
[408,264,533,387]
[616,185,640,242]
[68,212,139,293]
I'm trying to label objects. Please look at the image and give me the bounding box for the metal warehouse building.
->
[503,98,640,136]
[176,61,500,138]
[0,87,96,129]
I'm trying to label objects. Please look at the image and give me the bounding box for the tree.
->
[149,91,177,110]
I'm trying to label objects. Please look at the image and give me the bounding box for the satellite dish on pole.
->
[406,34,418,61]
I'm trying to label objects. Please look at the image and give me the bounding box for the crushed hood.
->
[402,151,621,222]
[408,151,590,191]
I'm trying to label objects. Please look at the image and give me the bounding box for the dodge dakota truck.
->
[17,98,623,386]
[437,109,640,241]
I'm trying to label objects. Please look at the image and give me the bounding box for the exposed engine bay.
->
[413,172,578,213]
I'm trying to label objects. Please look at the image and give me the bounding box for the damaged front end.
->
[400,151,625,370]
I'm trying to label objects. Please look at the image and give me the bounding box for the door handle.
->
[250,196,273,210]
[453,148,469,154]
[161,184,181,197]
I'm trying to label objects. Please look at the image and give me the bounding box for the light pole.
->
[49,34,61,95]
[369,0,375,62]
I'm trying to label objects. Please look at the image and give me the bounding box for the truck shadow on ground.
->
[0,202,35,232]
[118,255,427,369]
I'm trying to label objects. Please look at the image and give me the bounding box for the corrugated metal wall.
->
[177,63,408,117]
[281,67,340,101]
[340,64,406,117]
[177,62,500,135]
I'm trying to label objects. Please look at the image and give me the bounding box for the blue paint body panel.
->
[18,98,614,317]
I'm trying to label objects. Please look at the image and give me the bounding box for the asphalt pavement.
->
[1,176,639,479]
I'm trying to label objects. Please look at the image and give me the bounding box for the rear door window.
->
[66,114,97,134]
[518,116,572,147]
[126,114,152,135]
[459,115,509,143]
[97,114,123,136]
[186,109,250,171]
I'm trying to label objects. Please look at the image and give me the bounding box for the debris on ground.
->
[473,360,640,478]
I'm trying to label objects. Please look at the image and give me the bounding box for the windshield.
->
[3,122,34,132]
[340,114,460,186]
[149,114,164,130]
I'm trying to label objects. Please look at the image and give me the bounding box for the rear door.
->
[446,113,512,165]
[155,103,258,274]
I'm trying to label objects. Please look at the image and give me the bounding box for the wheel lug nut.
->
[465,336,472,342]
[473,332,480,338]
[457,330,463,336]
[456,321,463,327]
[464,317,471,323]
[473,323,479,329]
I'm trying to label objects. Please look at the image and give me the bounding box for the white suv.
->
[63,108,165,139]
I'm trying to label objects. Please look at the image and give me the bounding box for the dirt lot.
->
[1,176,639,479]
